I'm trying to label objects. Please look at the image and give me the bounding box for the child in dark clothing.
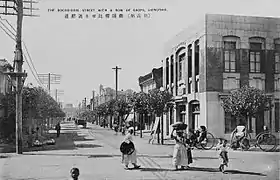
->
[215,138,230,173]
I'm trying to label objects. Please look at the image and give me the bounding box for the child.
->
[70,167,80,180]
[148,130,155,144]
[215,138,229,173]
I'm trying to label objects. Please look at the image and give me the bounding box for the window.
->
[223,76,240,90]
[178,54,184,80]
[275,44,280,73]
[224,41,236,72]
[275,76,280,91]
[249,77,264,90]
[250,43,262,73]
[275,53,280,73]
[224,112,236,133]
[275,102,279,132]
[171,56,174,83]
[166,59,169,86]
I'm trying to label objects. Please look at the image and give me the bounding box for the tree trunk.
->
[161,113,164,145]
[140,113,143,138]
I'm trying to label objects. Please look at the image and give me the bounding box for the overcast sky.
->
[0,0,279,106]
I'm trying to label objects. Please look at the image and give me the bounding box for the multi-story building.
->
[0,59,13,118]
[162,14,280,139]
[138,67,163,129]
[139,67,163,93]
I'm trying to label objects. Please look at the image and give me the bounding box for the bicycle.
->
[252,130,278,152]
[231,129,278,152]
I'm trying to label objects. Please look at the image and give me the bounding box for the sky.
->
[0,0,279,107]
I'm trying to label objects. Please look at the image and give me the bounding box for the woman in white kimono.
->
[171,129,192,170]
[121,127,141,170]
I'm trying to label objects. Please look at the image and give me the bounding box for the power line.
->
[0,15,16,32]
[0,18,47,89]
[23,53,47,89]
[0,23,15,40]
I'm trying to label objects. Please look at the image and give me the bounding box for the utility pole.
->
[1,0,39,154]
[112,66,121,100]
[38,73,61,95]
[112,66,121,126]
[55,89,57,102]
[48,73,50,93]
[84,97,86,110]
[92,90,95,111]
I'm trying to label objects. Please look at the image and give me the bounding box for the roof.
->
[0,59,13,70]
[138,67,163,87]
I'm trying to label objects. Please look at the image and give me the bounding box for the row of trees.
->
[78,89,173,134]
[0,86,65,141]
[78,86,271,143]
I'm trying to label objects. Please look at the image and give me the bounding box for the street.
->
[0,122,279,180]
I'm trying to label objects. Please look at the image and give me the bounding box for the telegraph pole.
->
[112,66,121,126]
[112,66,121,100]
[92,90,95,111]
[14,0,24,153]
[38,73,61,94]
[1,0,38,154]
[48,72,50,93]
[55,89,57,102]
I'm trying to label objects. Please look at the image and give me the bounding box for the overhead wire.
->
[0,16,47,90]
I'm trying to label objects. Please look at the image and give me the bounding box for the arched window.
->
[223,36,240,72]
[176,47,185,81]
[166,57,169,88]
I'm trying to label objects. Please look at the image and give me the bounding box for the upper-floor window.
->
[166,58,169,85]
[171,56,174,83]
[250,43,261,73]
[249,37,265,73]
[178,54,185,80]
[223,36,240,73]
[275,52,280,73]
[275,41,280,74]
[224,41,236,72]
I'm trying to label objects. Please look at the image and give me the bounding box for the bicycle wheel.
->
[257,133,277,152]
[201,132,216,150]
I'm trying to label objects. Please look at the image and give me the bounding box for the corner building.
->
[162,14,280,139]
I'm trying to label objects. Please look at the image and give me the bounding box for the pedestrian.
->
[215,138,230,173]
[148,129,156,144]
[121,127,141,170]
[171,129,191,170]
[55,122,61,138]
[69,167,80,180]
[114,122,118,135]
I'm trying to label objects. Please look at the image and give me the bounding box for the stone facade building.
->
[162,14,280,139]
[0,59,13,118]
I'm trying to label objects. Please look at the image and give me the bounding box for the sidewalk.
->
[94,124,280,154]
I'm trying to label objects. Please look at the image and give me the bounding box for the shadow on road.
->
[140,167,171,172]
[224,169,266,176]
[186,167,266,176]
[75,144,102,148]
[0,127,101,153]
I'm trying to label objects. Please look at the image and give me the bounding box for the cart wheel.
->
[257,133,277,152]
[201,132,216,150]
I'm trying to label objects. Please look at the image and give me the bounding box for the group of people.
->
[120,124,237,173]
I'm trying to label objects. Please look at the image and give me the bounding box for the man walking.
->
[55,122,61,138]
